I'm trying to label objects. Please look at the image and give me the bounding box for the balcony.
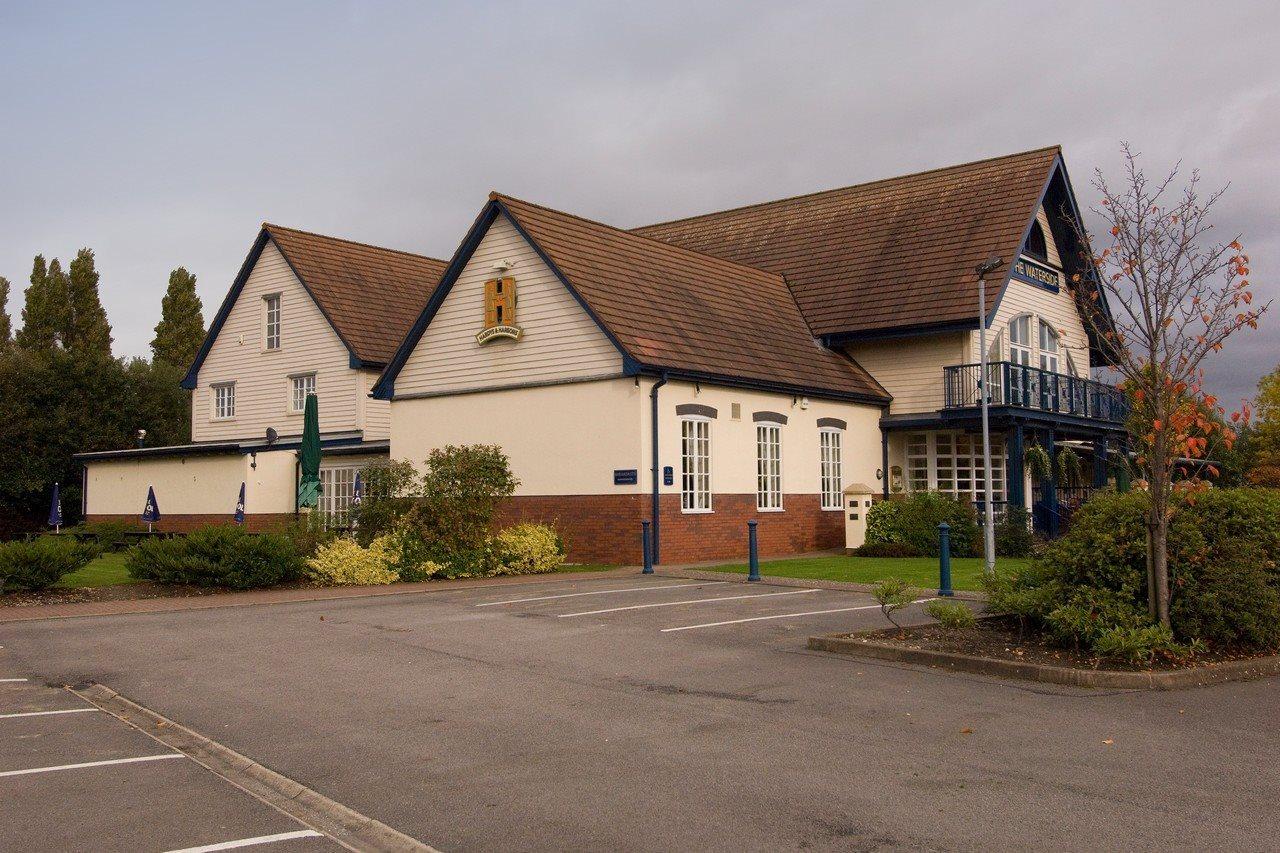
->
[943,361,1127,424]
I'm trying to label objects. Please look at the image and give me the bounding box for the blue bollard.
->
[642,520,653,574]
[747,520,761,582]
[937,522,954,597]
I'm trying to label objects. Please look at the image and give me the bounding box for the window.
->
[1038,320,1060,373]
[1008,315,1034,405]
[680,418,711,512]
[290,373,316,413]
[213,383,235,420]
[318,467,356,528]
[903,432,1006,504]
[1025,219,1048,261]
[819,429,843,510]
[263,294,281,350]
[756,423,782,511]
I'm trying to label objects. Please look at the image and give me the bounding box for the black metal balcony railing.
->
[943,361,1128,423]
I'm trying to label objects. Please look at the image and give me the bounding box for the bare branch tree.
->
[1070,143,1268,627]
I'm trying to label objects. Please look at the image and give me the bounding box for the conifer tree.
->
[66,248,112,356]
[151,266,205,369]
[0,276,11,344]
[16,255,71,351]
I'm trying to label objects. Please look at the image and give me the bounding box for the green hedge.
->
[0,537,99,592]
[126,527,304,590]
[865,493,980,557]
[986,488,1280,655]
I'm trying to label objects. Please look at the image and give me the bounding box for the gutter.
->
[649,372,668,564]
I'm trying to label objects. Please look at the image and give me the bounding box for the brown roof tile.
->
[263,223,448,366]
[493,194,889,402]
[632,146,1061,338]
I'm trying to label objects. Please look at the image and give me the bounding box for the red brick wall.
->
[498,492,843,565]
[85,514,295,534]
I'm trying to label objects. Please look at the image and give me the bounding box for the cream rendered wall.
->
[86,455,250,516]
[392,214,625,396]
[390,379,645,495]
[244,449,297,514]
[648,380,884,499]
[972,207,1091,376]
[843,334,968,415]
[192,241,361,443]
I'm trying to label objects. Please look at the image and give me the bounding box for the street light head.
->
[975,256,1004,277]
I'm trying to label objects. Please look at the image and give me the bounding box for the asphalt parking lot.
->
[4,571,1279,851]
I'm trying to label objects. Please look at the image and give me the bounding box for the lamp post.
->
[976,256,1004,575]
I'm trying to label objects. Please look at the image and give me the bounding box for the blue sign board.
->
[663,466,674,486]
[613,469,638,485]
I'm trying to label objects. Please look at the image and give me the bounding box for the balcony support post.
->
[1092,437,1110,489]
[1008,422,1026,511]
[1044,428,1059,538]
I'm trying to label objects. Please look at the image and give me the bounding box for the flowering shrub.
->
[305,536,399,586]
[491,524,565,575]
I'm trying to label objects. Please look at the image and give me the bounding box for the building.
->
[79,146,1124,562]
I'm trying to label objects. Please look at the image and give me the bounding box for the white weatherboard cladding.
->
[975,207,1091,374]
[392,214,624,396]
[844,333,968,415]
[192,241,359,442]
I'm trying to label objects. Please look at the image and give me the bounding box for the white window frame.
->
[318,466,356,528]
[755,422,783,511]
[212,382,236,420]
[1038,319,1060,373]
[290,373,317,414]
[680,417,712,513]
[819,428,843,511]
[903,431,1007,504]
[263,293,282,351]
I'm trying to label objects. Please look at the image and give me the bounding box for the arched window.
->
[1008,315,1032,366]
[1038,320,1060,373]
[1025,219,1049,261]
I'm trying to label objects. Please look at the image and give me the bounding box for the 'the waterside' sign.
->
[1012,257,1060,292]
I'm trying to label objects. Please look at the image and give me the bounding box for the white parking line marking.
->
[558,588,820,618]
[661,598,940,632]
[0,678,29,683]
[163,829,323,852]
[0,753,184,777]
[477,581,725,607]
[0,707,98,719]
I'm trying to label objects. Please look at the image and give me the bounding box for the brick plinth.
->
[499,493,843,565]
[84,514,296,534]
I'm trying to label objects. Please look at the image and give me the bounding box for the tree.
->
[66,248,113,357]
[0,276,11,344]
[151,267,205,369]
[1071,144,1268,628]
[16,255,71,351]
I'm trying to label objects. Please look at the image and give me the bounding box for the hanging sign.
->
[1012,257,1060,292]
[476,276,523,344]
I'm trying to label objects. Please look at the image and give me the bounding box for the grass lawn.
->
[698,554,1031,592]
[56,552,139,588]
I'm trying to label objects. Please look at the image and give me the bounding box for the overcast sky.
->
[1,1,1276,404]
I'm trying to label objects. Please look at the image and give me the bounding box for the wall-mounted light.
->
[250,451,258,470]
[876,468,883,480]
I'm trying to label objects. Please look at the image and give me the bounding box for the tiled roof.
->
[493,194,889,402]
[264,224,448,366]
[633,146,1061,338]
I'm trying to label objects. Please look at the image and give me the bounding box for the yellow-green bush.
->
[492,523,565,575]
[305,536,400,586]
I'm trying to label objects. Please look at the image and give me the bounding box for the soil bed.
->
[854,616,1265,672]
[0,581,311,608]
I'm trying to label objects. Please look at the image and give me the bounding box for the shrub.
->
[1093,624,1182,667]
[305,537,399,586]
[924,599,977,629]
[492,524,565,575]
[351,460,422,546]
[71,519,144,548]
[280,514,336,559]
[872,577,915,628]
[0,537,99,592]
[864,493,979,557]
[382,526,464,581]
[994,507,1034,558]
[126,526,303,589]
[852,541,923,558]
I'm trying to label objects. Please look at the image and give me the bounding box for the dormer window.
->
[1025,220,1049,262]
[264,294,281,350]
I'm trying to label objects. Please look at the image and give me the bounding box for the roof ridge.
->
[262,222,446,264]
[490,192,789,284]
[632,145,1061,232]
